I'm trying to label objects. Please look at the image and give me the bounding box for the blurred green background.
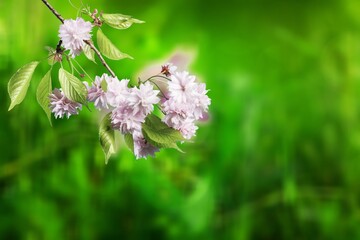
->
[2,0,360,239]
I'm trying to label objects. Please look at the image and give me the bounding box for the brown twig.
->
[41,0,116,78]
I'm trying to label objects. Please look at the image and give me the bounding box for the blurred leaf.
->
[83,44,96,64]
[99,113,116,164]
[36,69,52,126]
[45,46,56,66]
[102,13,144,30]
[58,68,87,104]
[142,114,184,151]
[124,133,134,152]
[8,61,39,111]
[97,29,133,60]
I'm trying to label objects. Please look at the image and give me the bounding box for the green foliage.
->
[97,29,133,60]
[45,47,56,66]
[99,113,116,164]
[102,13,144,30]
[142,114,184,151]
[124,133,134,152]
[36,69,52,126]
[5,0,360,239]
[7,61,39,111]
[58,68,87,104]
[82,44,96,64]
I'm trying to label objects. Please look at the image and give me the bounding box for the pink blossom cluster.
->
[161,66,211,139]
[49,63,210,159]
[85,74,160,159]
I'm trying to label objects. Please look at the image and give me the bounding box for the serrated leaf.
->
[8,61,39,111]
[124,133,134,152]
[58,68,87,104]
[145,114,170,130]
[142,115,184,151]
[36,69,52,126]
[102,13,145,30]
[99,113,116,164]
[142,127,184,152]
[97,29,133,60]
[83,44,96,64]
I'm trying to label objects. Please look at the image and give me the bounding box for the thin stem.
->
[41,0,116,78]
[148,79,168,100]
[41,0,64,23]
[83,40,116,78]
[72,57,93,81]
[143,75,171,84]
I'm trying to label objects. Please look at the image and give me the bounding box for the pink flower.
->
[106,79,132,107]
[59,18,92,57]
[133,131,159,159]
[128,82,160,116]
[111,105,143,134]
[161,63,177,77]
[193,83,211,120]
[168,71,196,103]
[49,89,82,119]
[84,74,112,110]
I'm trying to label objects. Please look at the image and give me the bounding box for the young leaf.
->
[36,69,52,126]
[102,13,145,30]
[83,44,96,64]
[100,79,108,92]
[142,115,184,151]
[99,113,116,164]
[45,46,56,66]
[124,133,134,152]
[58,68,87,104]
[97,29,133,60]
[8,61,39,111]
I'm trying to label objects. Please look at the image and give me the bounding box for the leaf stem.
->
[41,0,116,78]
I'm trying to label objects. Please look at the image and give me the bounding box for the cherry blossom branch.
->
[83,40,116,77]
[41,0,116,78]
[41,0,65,23]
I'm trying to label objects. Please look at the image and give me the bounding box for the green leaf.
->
[45,47,56,66]
[100,79,108,92]
[142,114,184,152]
[124,133,134,152]
[145,114,171,130]
[102,13,145,30]
[36,69,52,126]
[83,44,96,64]
[58,68,87,104]
[8,61,39,111]
[97,29,133,60]
[99,113,116,164]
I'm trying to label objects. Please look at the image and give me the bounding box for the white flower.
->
[111,105,143,134]
[133,131,159,159]
[106,79,132,107]
[178,118,198,139]
[128,82,160,116]
[59,18,92,57]
[193,83,211,120]
[163,112,197,139]
[84,74,112,110]
[168,71,196,103]
[49,89,82,119]
[162,98,193,118]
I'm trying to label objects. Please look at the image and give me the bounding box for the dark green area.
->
[1,0,360,239]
